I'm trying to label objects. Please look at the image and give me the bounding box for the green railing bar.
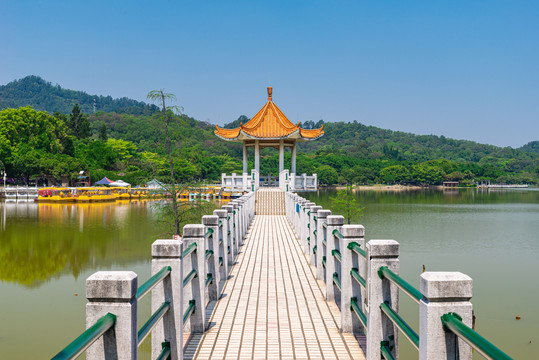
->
[138,301,170,346]
[205,249,213,261]
[219,239,223,246]
[51,313,116,360]
[183,269,197,288]
[322,238,327,246]
[333,272,341,291]
[313,245,317,254]
[228,230,231,236]
[350,297,367,330]
[332,249,342,262]
[234,210,236,215]
[182,242,197,258]
[307,236,310,244]
[183,300,196,326]
[313,229,317,235]
[347,241,366,258]
[322,256,326,268]
[333,229,343,239]
[204,228,214,239]
[228,246,231,255]
[307,211,311,216]
[441,312,513,360]
[307,223,310,228]
[380,302,419,350]
[381,341,396,360]
[205,273,213,288]
[313,215,317,222]
[227,216,230,220]
[155,342,171,360]
[323,221,327,228]
[136,266,171,301]
[219,220,223,228]
[378,266,422,304]
[219,257,223,267]
[351,268,366,288]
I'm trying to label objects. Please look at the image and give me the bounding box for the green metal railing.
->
[378,266,422,304]
[183,300,196,325]
[205,249,213,261]
[313,245,317,254]
[380,302,419,350]
[332,229,343,240]
[322,221,327,229]
[322,256,326,268]
[332,249,342,262]
[136,266,171,301]
[138,301,171,346]
[347,241,366,258]
[219,220,222,227]
[205,273,213,288]
[350,297,367,330]
[51,313,116,360]
[155,342,171,360]
[182,242,197,258]
[441,313,513,360]
[381,341,396,360]
[204,228,214,239]
[219,257,223,267]
[183,269,198,288]
[350,268,365,288]
[333,272,341,291]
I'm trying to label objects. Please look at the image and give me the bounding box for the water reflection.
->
[0,201,165,287]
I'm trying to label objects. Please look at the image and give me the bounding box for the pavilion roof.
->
[215,87,324,142]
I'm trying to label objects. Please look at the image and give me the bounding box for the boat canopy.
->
[94,177,113,185]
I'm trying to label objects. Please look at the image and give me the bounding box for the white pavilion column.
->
[243,143,248,174]
[291,143,297,174]
[254,140,260,173]
[279,140,284,173]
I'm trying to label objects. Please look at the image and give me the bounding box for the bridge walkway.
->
[184,214,365,359]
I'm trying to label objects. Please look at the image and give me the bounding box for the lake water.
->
[1,189,538,359]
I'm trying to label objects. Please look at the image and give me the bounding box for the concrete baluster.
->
[419,272,473,360]
[86,271,138,360]
[339,225,365,334]
[214,209,230,280]
[366,240,399,360]
[151,239,184,360]
[325,215,344,302]
[202,215,220,301]
[182,224,206,332]
[315,210,331,281]
[309,206,322,264]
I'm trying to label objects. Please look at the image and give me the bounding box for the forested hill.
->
[0,76,159,115]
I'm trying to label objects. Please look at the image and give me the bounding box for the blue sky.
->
[1,1,538,148]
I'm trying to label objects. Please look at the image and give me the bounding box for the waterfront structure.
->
[215,87,324,192]
[54,188,512,360]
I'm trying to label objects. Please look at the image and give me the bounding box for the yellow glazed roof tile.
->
[215,87,324,141]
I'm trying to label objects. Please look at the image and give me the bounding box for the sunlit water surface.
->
[1,189,538,359]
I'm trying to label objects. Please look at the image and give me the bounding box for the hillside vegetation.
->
[0,76,537,186]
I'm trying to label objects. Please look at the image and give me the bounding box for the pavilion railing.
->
[285,191,513,360]
[52,192,256,360]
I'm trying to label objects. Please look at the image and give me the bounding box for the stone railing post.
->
[366,240,399,360]
[309,206,322,264]
[296,198,305,235]
[303,202,315,255]
[202,215,220,301]
[325,215,344,301]
[231,202,241,248]
[214,209,230,279]
[151,240,183,360]
[315,209,331,281]
[340,225,365,334]
[86,271,138,360]
[182,224,206,332]
[419,272,473,360]
[222,205,236,259]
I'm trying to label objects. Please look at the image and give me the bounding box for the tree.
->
[316,165,338,185]
[99,123,108,141]
[68,104,91,139]
[330,185,365,224]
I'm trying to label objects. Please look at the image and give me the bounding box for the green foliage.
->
[330,185,365,224]
[68,104,91,139]
[317,165,338,185]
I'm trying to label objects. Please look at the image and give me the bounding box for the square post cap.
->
[327,215,345,226]
[420,272,473,301]
[341,225,365,238]
[202,215,219,226]
[183,224,205,237]
[152,239,182,258]
[87,271,137,300]
[214,209,228,218]
[366,240,399,258]
[317,210,331,219]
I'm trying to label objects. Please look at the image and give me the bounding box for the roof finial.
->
[267,86,272,101]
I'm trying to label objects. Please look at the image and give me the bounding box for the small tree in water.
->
[147,90,215,236]
[330,185,364,224]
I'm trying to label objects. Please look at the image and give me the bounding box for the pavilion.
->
[215,87,323,191]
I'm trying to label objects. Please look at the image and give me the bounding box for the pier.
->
[53,188,512,360]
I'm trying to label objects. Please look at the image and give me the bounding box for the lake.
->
[1,189,538,359]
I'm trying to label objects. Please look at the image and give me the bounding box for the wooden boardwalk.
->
[184,215,365,360]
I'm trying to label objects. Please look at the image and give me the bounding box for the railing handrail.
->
[332,229,343,239]
[380,301,419,350]
[204,228,214,239]
[378,266,422,304]
[138,301,170,346]
[182,242,197,258]
[441,313,513,360]
[136,266,171,301]
[51,313,116,360]
[347,241,366,258]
